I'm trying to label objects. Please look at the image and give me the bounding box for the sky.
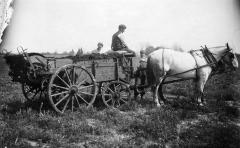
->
[1,0,240,53]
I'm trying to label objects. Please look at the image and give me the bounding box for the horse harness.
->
[189,45,219,79]
[189,45,233,79]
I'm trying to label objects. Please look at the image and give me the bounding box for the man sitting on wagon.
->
[111,24,136,56]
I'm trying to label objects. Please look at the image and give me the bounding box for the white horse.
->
[146,43,239,107]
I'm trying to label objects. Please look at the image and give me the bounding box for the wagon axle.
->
[68,85,78,95]
[112,92,120,100]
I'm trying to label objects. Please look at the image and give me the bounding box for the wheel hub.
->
[113,92,120,100]
[69,85,78,95]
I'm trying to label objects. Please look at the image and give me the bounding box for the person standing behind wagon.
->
[111,24,136,55]
[134,49,147,99]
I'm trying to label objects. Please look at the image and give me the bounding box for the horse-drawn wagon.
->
[4,46,136,113]
[4,43,238,113]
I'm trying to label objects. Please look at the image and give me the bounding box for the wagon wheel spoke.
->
[75,69,84,84]
[112,100,116,107]
[77,78,88,87]
[61,97,71,113]
[115,84,121,91]
[105,98,112,103]
[120,93,129,98]
[72,66,75,84]
[71,96,74,112]
[119,98,128,104]
[107,87,114,94]
[64,69,72,86]
[74,94,81,109]
[78,69,83,77]
[52,84,69,90]
[51,91,68,97]
[113,83,117,92]
[104,94,112,97]
[55,94,69,106]
[78,84,94,90]
[116,100,121,107]
[56,74,70,88]
[76,94,90,105]
[121,96,128,99]
[78,91,94,96]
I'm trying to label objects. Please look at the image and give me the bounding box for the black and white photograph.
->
[0,0,240,147]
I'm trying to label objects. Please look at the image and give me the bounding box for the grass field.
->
[0,54,240,148]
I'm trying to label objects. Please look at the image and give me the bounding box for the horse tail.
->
[146,56,155,87]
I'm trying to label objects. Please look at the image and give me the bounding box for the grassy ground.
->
[0,55,240,148]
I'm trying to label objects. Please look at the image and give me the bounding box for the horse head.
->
[219,43,239,71]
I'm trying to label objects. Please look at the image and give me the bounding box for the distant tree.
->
[54,51,58,55]
[76,48,83,57]
[69,49,75,56]
[172,44,184,52]
[62,51,68,55]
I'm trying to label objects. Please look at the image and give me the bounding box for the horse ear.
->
[226,43,229,50]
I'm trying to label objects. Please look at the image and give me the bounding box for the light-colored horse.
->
[146,44,239,107]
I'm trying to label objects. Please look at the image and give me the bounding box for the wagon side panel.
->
[75,58,127,82]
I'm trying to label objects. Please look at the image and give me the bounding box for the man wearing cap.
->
[111,24,136,55]
[92,42,103,54]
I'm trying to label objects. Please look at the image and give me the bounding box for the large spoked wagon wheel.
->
[102,81,131,109]
[48,64,97,114]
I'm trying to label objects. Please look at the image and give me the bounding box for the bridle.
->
[207,45,236,72]
[216,47,236,71]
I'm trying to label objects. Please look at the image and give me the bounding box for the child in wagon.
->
[91,42,104,54]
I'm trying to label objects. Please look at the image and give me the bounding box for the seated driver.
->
[111,24,136,55]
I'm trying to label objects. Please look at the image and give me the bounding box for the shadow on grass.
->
[179,119,240,148]
[93,95,106,110]
[2,97,53,114]
[178,98,240,148]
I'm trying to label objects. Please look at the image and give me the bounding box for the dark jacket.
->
[111,34,127,51]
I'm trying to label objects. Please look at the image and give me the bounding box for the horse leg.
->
[158,78,166,103]
[151,85,160,107]
[153,76,166,107]
[195,72,209,106]
[154,84,161,107]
